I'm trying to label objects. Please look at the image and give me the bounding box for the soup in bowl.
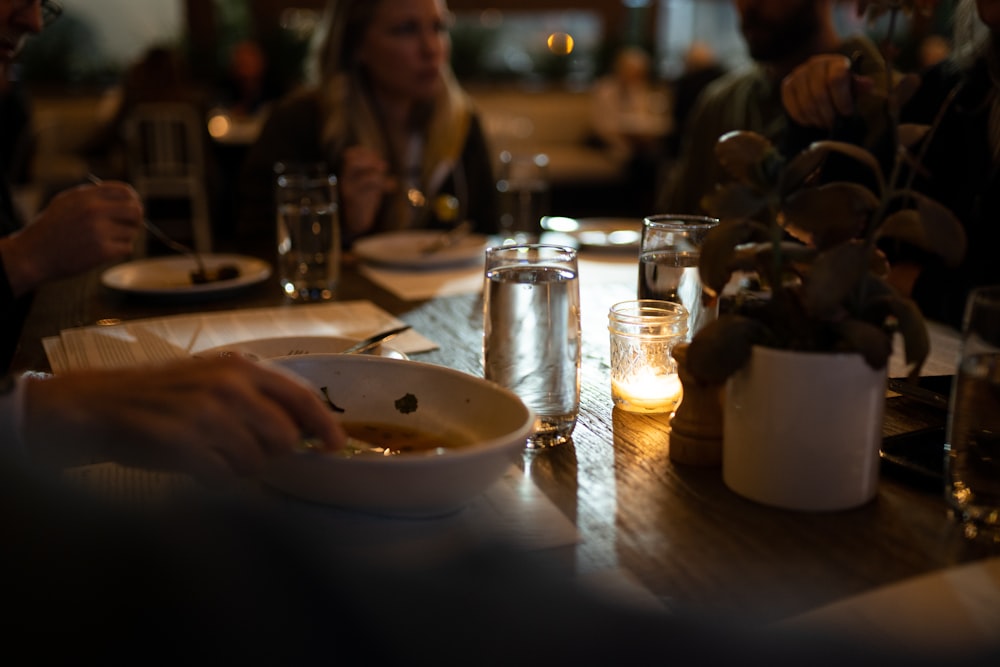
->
[262,354,534,517]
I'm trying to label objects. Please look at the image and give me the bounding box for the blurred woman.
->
[239,0,497,243]
[781,0,1000,328]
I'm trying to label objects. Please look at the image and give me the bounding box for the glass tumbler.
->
[638,214,719,339]
[609,300,689,413]
[483,244,581,449]
[275,162,341,302]
[946,284,1000,542]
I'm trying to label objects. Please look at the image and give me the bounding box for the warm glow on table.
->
[611,371,682,413]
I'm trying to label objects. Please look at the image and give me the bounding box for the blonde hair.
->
[307,0,473,229]
[953,0,993,67]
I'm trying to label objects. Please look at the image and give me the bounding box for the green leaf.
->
[701,182,768,220]
[877,193,967,267]
[752,242,817,276]
[854,275,895,322]
[780,144,828,194]
[781,183,879,249]
[698,219,763,295]
[714,131,775,184]
[781,140,885,196]
[685,315,771,384]
[836,319,892,370]
[849,276,929,375]
[801,241,870,319]
[888,296,929,377]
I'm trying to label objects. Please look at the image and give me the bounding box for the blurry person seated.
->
[216,39,283,117]
[588,46,670,215]
[83,45,210,179]
[780,0,1000,328]
[663,41,727,160]
[588,46,670,163]
[0,1,148,371]
[657,0,884,215]
[0,2,345,476]
[0,62,33,188]
[238,0,498,246]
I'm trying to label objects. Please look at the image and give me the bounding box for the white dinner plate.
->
[352,229,488,269]
[541,216,643,252]
[193,336,407,361]
[101,254,272,298]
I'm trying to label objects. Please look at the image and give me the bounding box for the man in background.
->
[657,0,882,214]
[0,1,144,370]
[663,41,727,161]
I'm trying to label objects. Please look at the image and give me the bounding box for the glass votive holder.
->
[608,300,688,413]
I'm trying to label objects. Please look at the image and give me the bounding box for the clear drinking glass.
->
[275,162,341,302]
[638,214,719,339]
[483,244,581,449]
[946,285,1000,543]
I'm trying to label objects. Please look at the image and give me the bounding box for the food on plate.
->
[190,264,241,284]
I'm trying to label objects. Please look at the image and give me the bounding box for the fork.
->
[87,174,207,277]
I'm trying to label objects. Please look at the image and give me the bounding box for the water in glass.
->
[947,351,1000,541]
[484,256,580,449]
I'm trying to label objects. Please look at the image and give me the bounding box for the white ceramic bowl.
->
[262,354,534,517]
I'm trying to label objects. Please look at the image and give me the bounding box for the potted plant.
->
[683,0,965,510]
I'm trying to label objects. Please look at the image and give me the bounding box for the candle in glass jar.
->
[611,370,683,412]
[608,300,688,414]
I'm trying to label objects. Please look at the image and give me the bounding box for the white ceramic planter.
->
[723,346,887,511]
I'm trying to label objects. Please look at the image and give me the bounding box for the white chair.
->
[123,102,213,255]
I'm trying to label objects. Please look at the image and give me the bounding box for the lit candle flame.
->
[612,371,682,413]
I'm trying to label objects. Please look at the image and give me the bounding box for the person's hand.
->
[338,145,396,238]
[0,181,143,297]
[21,356,347,482]
[781,54,873,129]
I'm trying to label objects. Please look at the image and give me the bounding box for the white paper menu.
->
[43,300,437,373]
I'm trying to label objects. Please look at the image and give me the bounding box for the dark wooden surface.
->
[10,254,996,624]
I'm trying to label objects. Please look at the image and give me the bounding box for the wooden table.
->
[10,253,996,625]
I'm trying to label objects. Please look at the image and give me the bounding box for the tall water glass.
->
[275,163,341,301]
[483,244,581,449]
[638,214,719,339]
[946,285,1000,543]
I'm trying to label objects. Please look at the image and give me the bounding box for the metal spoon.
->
[340,325,412,355]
